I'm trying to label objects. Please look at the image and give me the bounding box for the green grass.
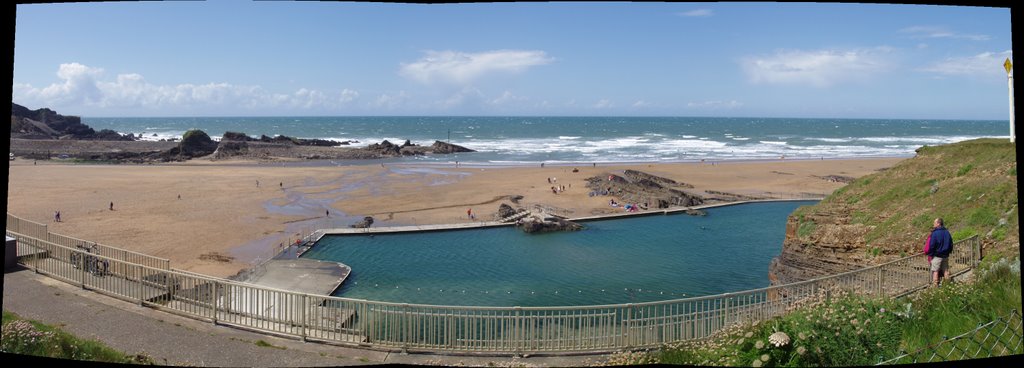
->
[796,221,816,239]
[793,138,1018,261]
[617,257,1023,367]
[956,164,974,177]
[254,339,286,350]
[1,311,154,364]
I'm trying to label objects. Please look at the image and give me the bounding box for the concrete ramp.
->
[247,259,349,296]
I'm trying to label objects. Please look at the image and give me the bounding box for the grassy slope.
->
[794,138,1018,263]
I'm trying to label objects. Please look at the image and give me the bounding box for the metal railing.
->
[6,212,982,354]
[7,213,170,270]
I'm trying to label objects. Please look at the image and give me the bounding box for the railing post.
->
[402,303,410,355]
[514,306,522,357]
[137,264,144,306]
[624,304,632,349]
[301,294,308,342]
[877,267,884,298]
[80,250,86,289]
[212,283,219,325]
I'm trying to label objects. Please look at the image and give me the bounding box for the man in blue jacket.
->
[927,218,954,287]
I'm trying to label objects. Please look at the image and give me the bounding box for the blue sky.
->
[11,1,1013,119]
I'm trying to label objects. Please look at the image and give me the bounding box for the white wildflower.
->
[768,331,791,347]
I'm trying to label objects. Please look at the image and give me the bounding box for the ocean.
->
[82,116,1009,165]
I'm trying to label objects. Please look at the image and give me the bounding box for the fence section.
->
[877,310,1022,365]
[6,211,983,354]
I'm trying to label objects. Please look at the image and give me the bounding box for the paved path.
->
[1,267,602,367]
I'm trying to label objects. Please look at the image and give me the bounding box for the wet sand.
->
[6,157,903,278]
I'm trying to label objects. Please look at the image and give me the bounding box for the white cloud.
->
[373,91,408,110]
[741,48,893,87]
[919,50,1013,77]
[592,99,613,109]
[687,100,743,109]
[489,90,527,106]
[399,49,553,84]
[339,89,360,103]
[677,9,713,17]
[13,62,361,113]
[632,100,653,108]
[899,26,990,41]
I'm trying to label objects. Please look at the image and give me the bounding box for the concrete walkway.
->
[1,267,605,367]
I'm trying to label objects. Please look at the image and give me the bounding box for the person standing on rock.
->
[926,218,953,287]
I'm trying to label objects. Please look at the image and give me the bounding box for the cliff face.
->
[769,205,875,285]
[769,139,1019,285]
[10,103,134,140]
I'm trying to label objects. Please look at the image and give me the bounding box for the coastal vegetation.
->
[771,139,1018,285]
[1,310,155,364]
[818,138,1016,259]
[600,139,1020,366]
[601,256,1021,366]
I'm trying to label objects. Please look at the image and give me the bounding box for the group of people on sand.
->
[607,199,649,212]
[551,184,568,194]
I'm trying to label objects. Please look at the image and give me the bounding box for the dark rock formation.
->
[585,171,703,208]
[177,130,219,158]
[497,203,527,219]
[11,103,135,141]
[516,216,583,233]
[221,131,253,142]
[685,209,707,216]
[350,216,374,228]
[431,140,475,154]
[368,140,402,156]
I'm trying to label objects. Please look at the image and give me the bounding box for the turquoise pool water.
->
[302,201,814,307]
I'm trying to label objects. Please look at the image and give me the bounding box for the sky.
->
[10,1,1014,119]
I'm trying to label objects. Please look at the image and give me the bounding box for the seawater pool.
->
[301,201,814,307]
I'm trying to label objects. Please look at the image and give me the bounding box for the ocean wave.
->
[558,136,581,140]
[731,137,750,141]
[759,141,788,145]
[809,137,852,143]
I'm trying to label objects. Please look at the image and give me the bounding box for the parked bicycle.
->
[70,243,108,277]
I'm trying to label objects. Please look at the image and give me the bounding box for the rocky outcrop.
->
[498,203,518,219]
[350,216,374,228]
[685,209,707,216]
[585,171,703,208]
[516,216,583,233]
[177,130,219,158]
[368,140,402,156]
[767,206,873,286]
[431,140,475,154]
[11,103,135,141]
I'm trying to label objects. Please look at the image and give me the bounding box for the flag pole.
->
[1006,58,1015,143]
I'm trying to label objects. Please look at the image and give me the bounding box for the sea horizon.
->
[81,115,1010,165]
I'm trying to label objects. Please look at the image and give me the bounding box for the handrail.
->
[5,211,982,354]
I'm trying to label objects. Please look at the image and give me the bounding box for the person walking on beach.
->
[54,210,61,222]
[467,208,472,219]
[109,202,114,211]
[256,180,260,187]
[326,209,330,217]
[926,218,953,287]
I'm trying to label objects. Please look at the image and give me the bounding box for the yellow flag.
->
[1005,58,1013,74]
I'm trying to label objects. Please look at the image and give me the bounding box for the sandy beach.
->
[6,157,903,278]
